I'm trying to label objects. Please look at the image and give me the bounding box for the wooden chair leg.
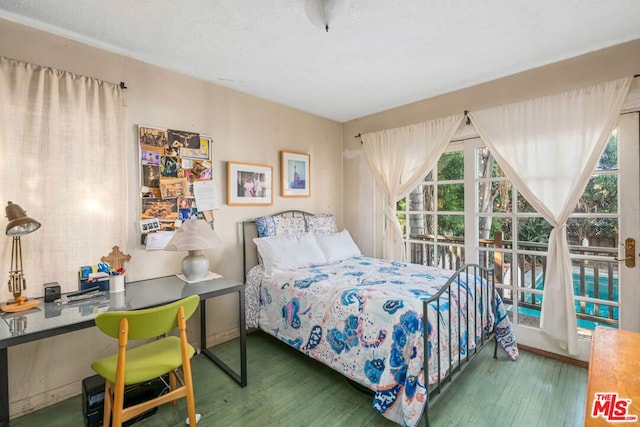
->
[170,370,178,407]
[111,317,129,427]
[178,305,198,424]
[112,377,126,427]
[183,360,197,425]
[102,380,113,427]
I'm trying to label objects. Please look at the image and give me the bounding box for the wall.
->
[0,18,343,418]
[343,38,640,257]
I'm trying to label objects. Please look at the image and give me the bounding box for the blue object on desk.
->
[79,263,111,280]
[97,263,110,274]
[79,277,110,292]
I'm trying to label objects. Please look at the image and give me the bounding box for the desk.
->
[0,275,246,426]
[584,327,640,426]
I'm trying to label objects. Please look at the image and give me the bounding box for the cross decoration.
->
[101,246,131,272]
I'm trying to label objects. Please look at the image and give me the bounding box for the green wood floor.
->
[11,331,587,427]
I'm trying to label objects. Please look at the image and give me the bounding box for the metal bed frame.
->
[241,210,498,426]
[422,264,497,426]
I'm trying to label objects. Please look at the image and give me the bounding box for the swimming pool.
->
[516,271,618,330]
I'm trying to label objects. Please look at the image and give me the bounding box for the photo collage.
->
[139,126,214,233]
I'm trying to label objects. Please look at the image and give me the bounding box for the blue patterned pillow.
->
[255,215,307,237]
[304,213,338,235]
[255,216,276,237]
[274,216,306,235]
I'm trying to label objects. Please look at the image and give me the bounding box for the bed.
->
[242,211,518,427]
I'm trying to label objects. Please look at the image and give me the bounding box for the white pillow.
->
[315,230,362,264]
[253,232,327,277]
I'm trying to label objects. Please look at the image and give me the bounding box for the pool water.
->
[517,271,618,330]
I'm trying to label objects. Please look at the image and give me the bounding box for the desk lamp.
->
[2,201,41,312]
[164,218,223,282]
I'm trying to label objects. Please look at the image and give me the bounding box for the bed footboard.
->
[421,264,497,427]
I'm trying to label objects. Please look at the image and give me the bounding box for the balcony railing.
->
[406,232,619,329]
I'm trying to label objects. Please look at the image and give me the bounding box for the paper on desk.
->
[145,231,174,250]
[193,179,220,211]
[177,271,222,283]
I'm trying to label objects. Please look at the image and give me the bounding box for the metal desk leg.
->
[239,288,247,386]
[200,293,247,387]
[1,347,8,427]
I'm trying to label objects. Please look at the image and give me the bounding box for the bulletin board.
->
[138,125,219,245]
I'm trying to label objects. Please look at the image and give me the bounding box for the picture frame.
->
[227,161,273,206]
[281,151,310,197]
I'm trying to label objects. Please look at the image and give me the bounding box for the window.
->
[399,147,465,270]
[397,133,620,332]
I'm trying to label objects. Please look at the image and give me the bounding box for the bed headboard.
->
[241,210,313,282]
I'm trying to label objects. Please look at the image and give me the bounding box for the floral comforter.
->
[258,257,518,426]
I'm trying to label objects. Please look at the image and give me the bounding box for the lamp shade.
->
[304,0,348,32]
[164,219,223,251]
[165,219,223,282]
[5,202,41,236]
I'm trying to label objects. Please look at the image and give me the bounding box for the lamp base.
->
[1,298,41,312]
[181,250,210,282]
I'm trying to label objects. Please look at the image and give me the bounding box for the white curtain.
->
[469,77,632,354]
[362,114,464,261]
[622,76,640,112]
[0,56,126,301]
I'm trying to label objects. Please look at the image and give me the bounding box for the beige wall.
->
[0,18,343,418]
[343,39,640,257]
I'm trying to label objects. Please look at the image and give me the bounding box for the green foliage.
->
[396,199,407,233]
[438,184,464,211]
[438,214,464,237]
[438,151,464,180]
[519,218,551,243]
[598,131,618,170]
[398,132,619,244]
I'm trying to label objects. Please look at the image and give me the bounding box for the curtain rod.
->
[355,110,471,143]
[119,81,127,90]
[355,75,639,142]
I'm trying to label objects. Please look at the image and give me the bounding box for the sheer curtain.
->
[362,114,464,261]
[469,77,632,354]
[0,56,126,301]
[622,76,640,112]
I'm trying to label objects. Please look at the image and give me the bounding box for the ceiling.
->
[1,1,640,122]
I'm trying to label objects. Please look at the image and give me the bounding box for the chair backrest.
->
[95,295,200,340]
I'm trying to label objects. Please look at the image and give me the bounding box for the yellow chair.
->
[91,295,200,427]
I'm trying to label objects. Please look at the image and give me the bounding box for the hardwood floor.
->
[11,331,587,427]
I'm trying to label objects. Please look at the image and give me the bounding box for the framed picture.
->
[281,151,310,197]
[227,161,273,206]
